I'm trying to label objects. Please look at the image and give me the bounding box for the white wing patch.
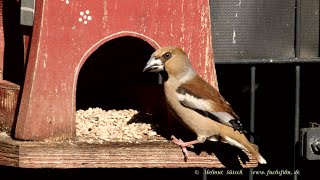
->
[210,112,234,124]
[176,92,212,112]
[177,90,235,125]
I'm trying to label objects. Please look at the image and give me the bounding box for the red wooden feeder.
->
[0,0,259,168]
[15,0,217,140]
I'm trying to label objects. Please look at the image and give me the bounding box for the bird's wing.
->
[176,75,248,133]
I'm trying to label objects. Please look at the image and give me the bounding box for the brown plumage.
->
[177,75,239,119]
[143,46,266,164]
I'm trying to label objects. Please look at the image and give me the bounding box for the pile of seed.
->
[76,107,166,143]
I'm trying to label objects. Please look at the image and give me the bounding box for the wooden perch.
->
[0,134,258,168]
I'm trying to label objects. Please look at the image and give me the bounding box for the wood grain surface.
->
[0,134,258,168]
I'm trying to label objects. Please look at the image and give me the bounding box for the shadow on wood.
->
[192,141,251,169]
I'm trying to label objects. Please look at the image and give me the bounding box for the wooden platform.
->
[0,133,258,168]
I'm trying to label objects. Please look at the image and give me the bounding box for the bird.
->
[143,46,267,164]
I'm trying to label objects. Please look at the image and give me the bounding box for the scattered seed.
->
[75,107,166,143]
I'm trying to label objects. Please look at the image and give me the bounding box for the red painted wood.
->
[0,0,3,79]
[15,0,217,140]
[0,80,20,133]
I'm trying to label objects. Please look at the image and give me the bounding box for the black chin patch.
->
[160,70,168,82]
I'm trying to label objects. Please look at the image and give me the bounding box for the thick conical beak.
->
[143,57,164,72]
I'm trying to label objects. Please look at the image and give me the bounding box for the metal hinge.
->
[300,122,320,160]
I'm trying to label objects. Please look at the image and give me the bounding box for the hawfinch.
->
[143,46,267,164]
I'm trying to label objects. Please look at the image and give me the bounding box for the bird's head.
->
[143,46,195,81]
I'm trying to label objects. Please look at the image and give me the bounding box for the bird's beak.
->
[143,57,164,72]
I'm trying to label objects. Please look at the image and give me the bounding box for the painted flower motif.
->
[79,10,92,24]
[61,0,70,5]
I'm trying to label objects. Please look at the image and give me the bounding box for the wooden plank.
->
[0,134,258,168]
[0,140,19,167]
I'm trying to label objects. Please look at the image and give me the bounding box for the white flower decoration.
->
[61,0,70,5]
[79,10,92,24]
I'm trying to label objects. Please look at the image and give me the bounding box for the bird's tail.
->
[251,144,267,164]
[220,125,267,164]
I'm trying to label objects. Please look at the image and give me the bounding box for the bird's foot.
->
[171,135,189,162]
[170,135,194,148]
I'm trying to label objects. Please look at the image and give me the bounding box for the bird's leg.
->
[171,135,196,148]
[171,135,199,162]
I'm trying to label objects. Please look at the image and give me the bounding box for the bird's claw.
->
[181,146,189,162]
[171,135,191,162]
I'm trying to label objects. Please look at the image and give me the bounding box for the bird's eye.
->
[163,52,172,59]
